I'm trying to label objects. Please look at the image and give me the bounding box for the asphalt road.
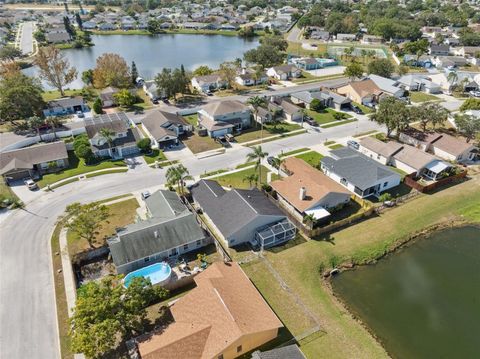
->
[19,21,34,55]
[0,118,382,359]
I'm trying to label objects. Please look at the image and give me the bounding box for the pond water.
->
[24,34,259,89]
[331,226,480,359]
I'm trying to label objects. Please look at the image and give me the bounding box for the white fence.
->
[2,127,86,152]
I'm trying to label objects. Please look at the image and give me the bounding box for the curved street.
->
[0,119,382,359]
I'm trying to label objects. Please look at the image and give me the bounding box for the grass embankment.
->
[279,148,311,158]
[38,152,126,188]
[409,92,440,103]
[143,149,167,164]
[234,122,303,143]
[0,180,20,205]
[295,151,324,167]
[306,108,351,126]
[67,198,139,257]
[212,166,269,189]
[51,221,74,359]
[322,119,357,128]
[242,175,480,358]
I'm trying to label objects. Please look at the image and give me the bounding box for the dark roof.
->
[321,148,400,191]
[108,213,206,267]
[251,344,306,359]
[46,96,85,109]
[91,127,141,151]
[142,110,188,140]
[190,180,285,239]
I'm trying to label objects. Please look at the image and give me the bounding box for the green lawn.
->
[37,151,127,188]
[306,108,351,125]
[322,119,357,128]
[143,149,167,164]
[328,144,344,150]
[183,134,223,154]
[234,122,302,143]
[236,161,256,169]
[278,148,311,158]
[183,114,198,127]
[295,151,324,168]
[409,92,440,103]
[212,166,269,189]
[242,175,480,359]
[42,89,84,102]
[0,180,20,206]
[67,198,139,257]
[352,102,375,114]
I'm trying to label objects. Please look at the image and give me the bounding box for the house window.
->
[383,182,388,187]
[196,240,201,246]
[183,244,189,250]
[237,345,242,353]
[340,178,348,186]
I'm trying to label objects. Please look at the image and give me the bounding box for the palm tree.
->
[45,116,64,140]
[243,173,258,188]
[447,71,458,91]
[99,128,115,156]
[28,116,44,141]
[166,164,193,194]
[246,146,268,187]
[247,95,265,131]
[270,157,284,175]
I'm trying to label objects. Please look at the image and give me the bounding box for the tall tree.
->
[454,114,480,142]
[131,61,138,85]
[244,44,285,69]
[75,13,83,30]
[343,61,364,81]
[0,72,45,123]
[165,164,193,194]
[81,69,93,86]
[447,71,458,91]
[93,53,131,89]
[28,116,44,140]
[367,58,395,78]
[243,173,259,188]
[45,116,64,139]
[63,1,69,13]
[193,65,213,76]
[246,146,268,186]
[0,45,22,61]
[247,96,265,131]
[99,128,115,152]
[66,202,110,248]
[219,61,237,89]
[411,103,449,131]
[370,96,411,137]
[35,46,77,96]
[63,16,75,38]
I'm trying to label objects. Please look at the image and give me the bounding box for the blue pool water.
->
[124,262,172,288]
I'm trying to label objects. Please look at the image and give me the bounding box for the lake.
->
[24,34,259,89]
[331,226,480,359]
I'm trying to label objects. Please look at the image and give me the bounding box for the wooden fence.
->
[404,170,468,193]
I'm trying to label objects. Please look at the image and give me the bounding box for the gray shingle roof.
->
[190,180,284,239]
[145,190,190,218]
[321,148,399,191]
[46,96,85,109]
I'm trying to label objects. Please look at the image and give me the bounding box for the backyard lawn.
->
[183,114,198,126]
[143,149,167,164]
[37,152,127,188]
[183,134,223,154]
[242,175,480,359]
[306,108,352,125]
[234,122,302,143]
[409,92,440,103]
[67,198,140,257]
[295,151,324,168]
[212,166,269,189]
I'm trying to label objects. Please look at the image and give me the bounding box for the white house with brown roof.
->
[136,262,283,359]
[271,157,351,221]
[197,100,251,138]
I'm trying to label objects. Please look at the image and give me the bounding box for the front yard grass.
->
[37,151,126,188]
[143,149,167,164]
[409,92,440,103]
[306,108,352,125]
[278,147,311,158]
[67,198,139,257]
[352,102,375,114]
[295,151,324,168]
[0,180,20,205]
[212,166,269,189]
[182,133,223,154]
[242,175,480,359]
[328,144,344,150]
[322,119,357,128]
[234,122,302,143]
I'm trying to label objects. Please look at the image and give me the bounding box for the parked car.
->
[76,111,85,118]
[469,90,480,98]
[347,140,360,150]
[304,117,318,127]
[225,133,235,142]
[24,178,38,190]
[141,191,151,200]
[267,156,276,167]
[351,105,363,114]
[216,136,230,147]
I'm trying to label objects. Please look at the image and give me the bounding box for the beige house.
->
[336,79,384,106]
[137,262,283,359]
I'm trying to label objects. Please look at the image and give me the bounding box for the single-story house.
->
[45,31,71,43]
[191,74,226,93]
[136,262,283,359]
[336,79,385,106]
[454,46,480,58]
[396,75,442,94]
[85,112,141,159]
[99,86,120,108]
[43,97,88,117]
[433,56,467,69]
[359,137,452,180]
[320,148,401,198]
[252,344,307,359]
[143,80,165,101]
[141,110,190,148]
[291,89,351,110]
[108,190,209,274]
[335,33,356,42]
[403,54,433,68]
[361,35,383,45]
[274,98,303,121]
[190,180,296,248]
[369,74,405,98]
[271,157,351,221]
[235,68,269,87]
[429,43,450,56]
[82,21,97,29]
[197,100,251,138]
[0,142,69,183]
[399,128,479,162]
[98,22,116,30]
[266,65,302,80]
[253,102,283,124]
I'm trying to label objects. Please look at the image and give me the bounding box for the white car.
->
[24,178,38,190]
[469,90,480,98]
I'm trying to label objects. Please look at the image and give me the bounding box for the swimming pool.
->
[124,262,172,288]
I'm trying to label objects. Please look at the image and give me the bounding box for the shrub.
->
[137,138,152,153]
[92,97,102,114]
[379,193,392,202]
[310,98,324,112]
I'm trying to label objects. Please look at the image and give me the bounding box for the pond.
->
[24,34,259,89]
[331,226,480,359]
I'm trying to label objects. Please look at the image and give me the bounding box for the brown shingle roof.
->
[270,157,350,212]
[344,79,383,98]
[137,262,282,359]
[431,133,475,156]
[392,145,439,171]
[0,142,68,174]
[359,137,403,158]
